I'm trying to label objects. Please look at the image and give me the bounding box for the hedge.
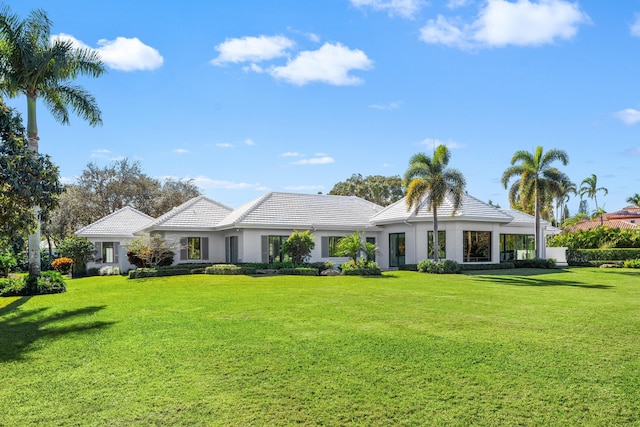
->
[129,268,191,279]
[278,268,319,276]
[567,249,640,266]
[205,264,257,275]
[459,262,515,271]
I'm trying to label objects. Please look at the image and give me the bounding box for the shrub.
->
[0,271,66,296]
[128,267,191,279]
[567,249,640,266]
[623,259,640,268]
[87,267,100,276]
[57,236,95,278]
[99,266,120,276]
[279,268,319,276]
[0,246,17,278]
[127,235,176,268]
[512,258,556,269]
[205,264,257,275]
[398,264,418,271]
[340,260,382,276]
[305,261,334,272]
[0,277,26,296]
[51,257,74,274]
[37,271,67,294]
[459,262,515,271]
[417,259,460,274]
[282,230,315,264]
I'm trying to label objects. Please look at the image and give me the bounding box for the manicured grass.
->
[1,268,639,426]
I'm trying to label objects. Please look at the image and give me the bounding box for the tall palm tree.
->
[404,145,466,262]
[579,174,608,226]
[626,193,640,207]
[501,146,569,259]
[0,5,105,279]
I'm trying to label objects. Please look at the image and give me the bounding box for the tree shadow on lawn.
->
[472,275,612,289]
[0,297,115,362]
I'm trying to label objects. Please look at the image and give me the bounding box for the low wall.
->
[546,247,568,266]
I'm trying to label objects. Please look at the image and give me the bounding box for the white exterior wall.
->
[86,237,137,273]
[161,231,225,264]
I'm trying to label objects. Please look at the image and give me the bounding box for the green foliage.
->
[127,235,175,268]
[0,103,63,238]
[566,249,640,266]
[282,230,315,264]
[459,262,515,271]
[398,264,419,271]
[129,267,192,279]
[548,227,640,250]
[0,242,17,277]
[336,231,368,264]
[56,235,95,277]
[328,173,404,206]
[417,259,461,274]
[0,270,66,296]
[278,268,319,276]
[512,258,556,269]
[204,264,257,275]
[623,259,640,268]
[51,257,73,274]
[340,260,382,276]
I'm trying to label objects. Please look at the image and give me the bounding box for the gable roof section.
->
[76,206,154,238]
[217,192,383,230]
[139,195,233,231]
[371,192,513,225]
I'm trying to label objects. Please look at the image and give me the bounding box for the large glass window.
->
[269,236,289,263]
[102,242,115,263]
[328,237,341,257]
[188,237,202,260]
[463,231,491,262]
[389,233,406,268]
[366,237,376,262]
[427,231,446,259]
[500,234,534,261]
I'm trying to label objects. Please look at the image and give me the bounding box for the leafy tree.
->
[282,230,315,265]
[553,176,576,226]
[562,212,587,228]
[127,235,175,268]
[626,193,640,207]
[0,5,105,279]
[404,145,466,262]
[579,174,608,226]
[0,239,17,277]
[501,146,569,259]
[329,173,404,206]
[151,178,202,217]
[56,235,95,278]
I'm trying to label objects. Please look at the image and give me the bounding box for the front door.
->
[389,233,406,268]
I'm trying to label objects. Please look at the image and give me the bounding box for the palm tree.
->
[0,5,105,280]
[501,146,569,259]
[579,174,608,226]
[554,176,576,226]
[404,145,466,262]
[626,193,640,207]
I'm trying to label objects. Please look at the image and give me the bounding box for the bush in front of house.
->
[129,267,192,279]
[512,258,556,269]
[278,267,319,276]
[459,262,515,271]
[623,259,640,268]
[99,266,120,276]
[127,235,175,268]
[51,257,74,274]
[205,264,257,275]
[566,249,640,266]
[417,259,461,274]
[340,260,382,276]
[57,235,94,277]
[282,230,315,264]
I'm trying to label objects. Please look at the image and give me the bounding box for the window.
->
[366,237,376,262]
[321,236,344,258]
[463,231,491,262]
[500,234,534,261]
[188,237,202,259]
[100,242,118,263]
[269,235,289,263]
[389,233,406,267]
[427,231,446,259]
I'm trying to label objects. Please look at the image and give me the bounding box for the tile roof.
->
[370,192,513,225]
[565,219,640,232]
[217,192,383,230]
[603,206,640,220]
[76,206,154,237]
[139,195,233,231]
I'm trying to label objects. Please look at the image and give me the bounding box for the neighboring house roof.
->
[603,206,640,221]
[76,206,154,238]
[138,195,233,232]
[565,219,640,232]
[370,192,513,225]
[216,192,384,230]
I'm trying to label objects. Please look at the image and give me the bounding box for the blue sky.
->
[5,0,640,213]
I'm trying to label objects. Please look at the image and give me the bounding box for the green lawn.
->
[1,268,639,426]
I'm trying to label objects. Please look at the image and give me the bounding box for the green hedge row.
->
[205,265,257,275]
[567,249,640,266]
[278,268,319,276]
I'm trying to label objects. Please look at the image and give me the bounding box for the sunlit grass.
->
[1,268,639,426]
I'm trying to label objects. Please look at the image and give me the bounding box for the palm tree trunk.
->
[534,192,541,259]
[433,206,439,262]
[26,94,41,280]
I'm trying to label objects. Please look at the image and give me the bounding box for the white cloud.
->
[420,0,590,49]
[60,176,76,185]
[270,43,373,86]
[292,156,335,165]
[447,0,472,8]
[173,148,189,154]
[244,138,255,146]
[614,108,640,125]
[306,33,321,43]
[282,152,303,157]
[217,143,234,148]
[350,0,424,18]
[190,176,263,191]
[417,138,466,150]
[370,101,401,110]
[90,148,111,158]
[53,33,163,71]
[211,35,294,65]
[632,13,640,37]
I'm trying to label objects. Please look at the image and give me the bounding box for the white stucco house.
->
[76,191,559,272]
